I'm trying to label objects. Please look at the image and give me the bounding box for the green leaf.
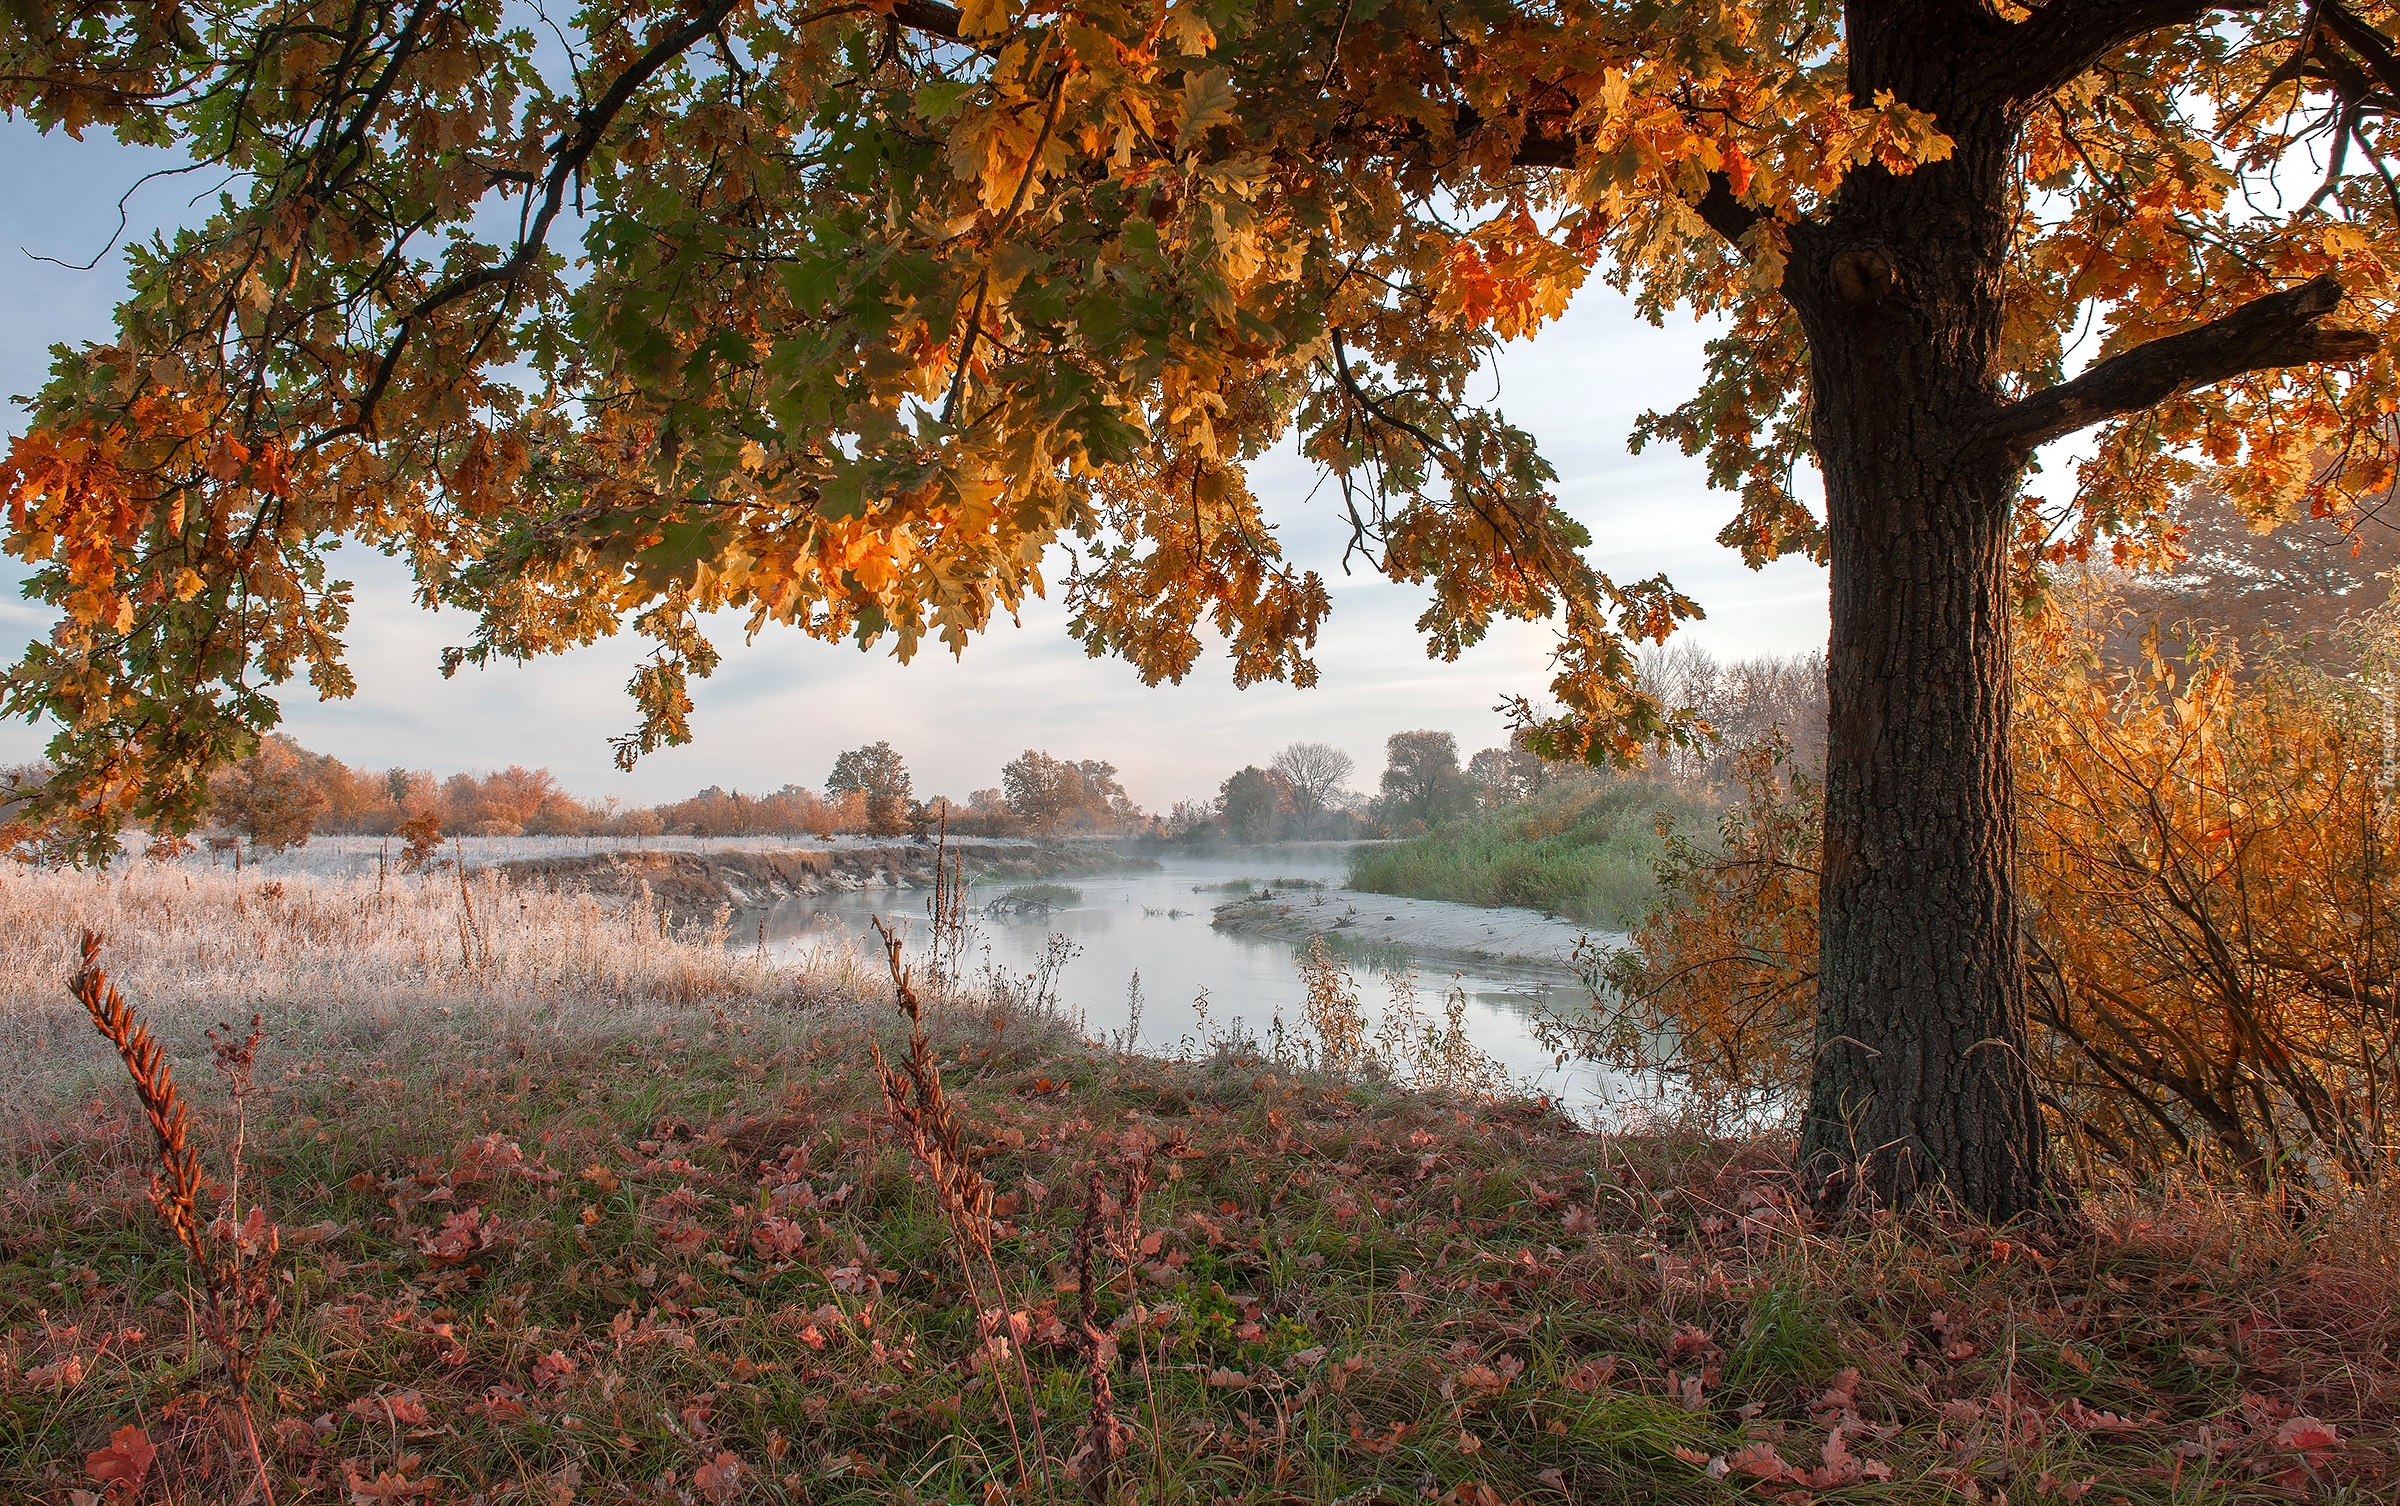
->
[913,81,973,121]
[637,519,721,573]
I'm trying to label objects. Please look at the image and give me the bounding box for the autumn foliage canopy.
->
[2,0,2390,866]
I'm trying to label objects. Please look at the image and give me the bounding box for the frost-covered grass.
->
[0,862,884,1106]
[3,867,2397,1504]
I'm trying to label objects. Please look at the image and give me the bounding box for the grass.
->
[1349,779,1716,927]
[3,867,2397,1503]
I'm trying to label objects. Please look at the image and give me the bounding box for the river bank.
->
[498,839,1153,911]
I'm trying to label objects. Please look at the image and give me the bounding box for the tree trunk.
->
[1787,80,2053,1221]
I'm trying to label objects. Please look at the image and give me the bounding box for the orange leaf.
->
[85,1425,156,1488]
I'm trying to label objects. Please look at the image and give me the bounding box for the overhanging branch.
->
[886,0,1588,170]
[1995,0,2244,103]
[1982,273,2378,458]
[2321,0,2400,98]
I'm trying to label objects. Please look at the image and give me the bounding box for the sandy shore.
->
[1210,886,1616,973]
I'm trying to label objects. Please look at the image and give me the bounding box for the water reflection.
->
[751,846,1633,1113]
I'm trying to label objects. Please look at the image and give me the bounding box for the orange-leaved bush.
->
[1579,590,2400,1187]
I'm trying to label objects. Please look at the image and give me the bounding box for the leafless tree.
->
[1271,742,1355,837]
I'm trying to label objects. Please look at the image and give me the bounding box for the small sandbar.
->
[1210,887,1615,973]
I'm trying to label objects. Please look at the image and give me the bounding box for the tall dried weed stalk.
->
[866,916,1045,1488]
[924,812,970,986]
[74,930,280,1505]
[1068,1169,1127,1502]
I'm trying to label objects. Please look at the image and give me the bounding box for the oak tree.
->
[827,741,915,835]
[1378,729,1477,828]
[5,0,2397,1216]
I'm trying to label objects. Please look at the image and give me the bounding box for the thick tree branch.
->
[1983,273,2378,458]
[1996,0,2246,102]
[890,0,966,37]
[311,0,745,445]
[2321,0,2400,98]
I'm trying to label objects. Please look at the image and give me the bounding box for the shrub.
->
[1567,590,2400,1185]
[984,883,1081,917]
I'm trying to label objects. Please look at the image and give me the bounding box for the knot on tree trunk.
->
[1830,246,1897,307]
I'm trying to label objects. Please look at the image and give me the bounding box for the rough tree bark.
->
[1772,25,2055,1219]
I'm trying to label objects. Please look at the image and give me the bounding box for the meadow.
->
[1,864,2394,1503]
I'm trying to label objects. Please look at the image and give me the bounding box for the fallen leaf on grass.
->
[1717,1430,1895,1489]
[26,1356,84,1389]
[1671,1444,1730,1480]
[825,1263,897,1296]
[693,1451,744,1504]
[345,1455,435,1503]
[84,1426,155,1489]
[2276,1415,2340,1455]
[417,1207,505,1265]
[2054,1397,2146,1433]
[751,1216,807,1258]
[348,1392,432,1427]
[1348,1421,1412,1455]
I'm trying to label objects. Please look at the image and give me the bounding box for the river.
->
[202,834,1639,1113]
[753,845,1636,1113]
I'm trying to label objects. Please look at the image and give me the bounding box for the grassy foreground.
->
[3,870,2397,1503]
[1348,780,1713,928]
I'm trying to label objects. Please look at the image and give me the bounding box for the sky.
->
[0,121,1831,813]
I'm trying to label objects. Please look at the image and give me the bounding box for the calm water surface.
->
[752,847,1634,1113]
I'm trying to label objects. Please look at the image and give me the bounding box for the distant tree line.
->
[27,661,1833,857]
[154,737,1158,853]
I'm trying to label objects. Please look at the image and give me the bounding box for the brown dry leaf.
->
[692,1451,744,1504]
[416,1207,502,1264]
[84,1425,156,1488]
[1563,1354,1618,1393]
[26,1356,85,1389]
